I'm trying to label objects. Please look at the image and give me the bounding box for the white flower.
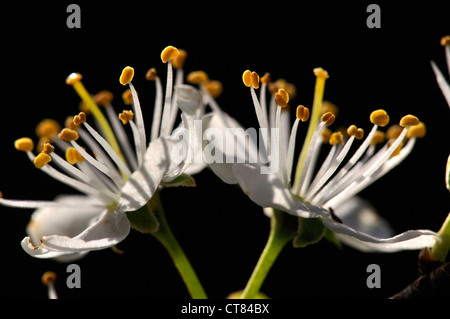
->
[431,35,450,109]
[0,46,202,261]
[203,68,439,252]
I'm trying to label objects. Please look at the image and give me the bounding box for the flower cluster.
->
[1,41,448,299]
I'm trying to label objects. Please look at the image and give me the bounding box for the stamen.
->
[14,138,34,152]
[204,80,223,99]
[370,131,385,145]
[41,271,58,299]
[119,66,135,86]
[321,128,332,143]
[172,49,187,69]
[321,101,339,116]
[441,35,450,46]
[406,121,426,138]
[251,72,260,89]
[145,68,158,81]
[161,45,179,63]
[58,128,79,142]
[399,114,420,127]
[329,132,344,145]
[94,91,114,107]
[187,71,209,84]
[73,112,87,127]
[33,152,51,169]
[81,121,132,177]
[355,128,364,140]
[242,70,252,87]
[65,147,85,165]
[275,88,289,108]
[160,47,177,137]
[261,73,271,85]
[65,116,78,130]
[41,143,55,155]
[119,110,134,125]
[347,125,357,137]
[386,124,403,140]
[122,89,134,106]
[286,106,310,183]
[370,109,390,127]
[296,105,310,122]
[321,112,335,127]
[36,119,62,139]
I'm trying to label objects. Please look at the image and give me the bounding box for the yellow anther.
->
[41,143,54,155]
[122,89,134,105]
[406,121,426,138]
[33,152,51,169]
[251,72,260,89]
[94,91,114,107]
[36,119,62,138]
[275,88,289,108]
[389,141,403,158]
[161,45,179,63]
[145,68,157,81]
[119,110,134,125]
[321,112,336,126]
[58,128,79,142]
[187,71,209,84]
[313,67,329,79]
[14,137,34,152]
[399,114,420,127]
[36,136,51,153]
[65,147,85,165]
[296,105,310,122]
[64,116,78,130]
[321,128,332,144]
[242,70,252,87]
[119,66,135,86]
[78,100,91,114]
[355,128,364,140]
[65,73,83,85]
[261,73,271,85]
[41,271,57,286]
[73,112,86,127]
[268,79,296,99]
[0,191,3,199]
[321,101,339,116]
[172,49,187,69]
[329,132,344,145]
[441,35,450,46]
[370,131,385,145]
[204,80,223,98]
[347,125,357,137]
[386,124,403,140]
[370,109,390,127]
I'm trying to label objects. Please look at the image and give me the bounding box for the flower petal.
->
[21,237,88,262]
[232,163,329,218]
[41,209,130,253]
[119,137,178,212]
[26,195,104,246]
[332,196,394,239]
[322,217,440,252]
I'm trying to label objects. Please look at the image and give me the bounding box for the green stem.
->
[432,213,450,262]
[240,209,297,299]
[150,191,208,299]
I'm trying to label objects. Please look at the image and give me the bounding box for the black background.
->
[0,1,448,302]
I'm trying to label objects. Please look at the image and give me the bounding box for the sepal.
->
[126,203,160,233]
[293,217,326,248]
